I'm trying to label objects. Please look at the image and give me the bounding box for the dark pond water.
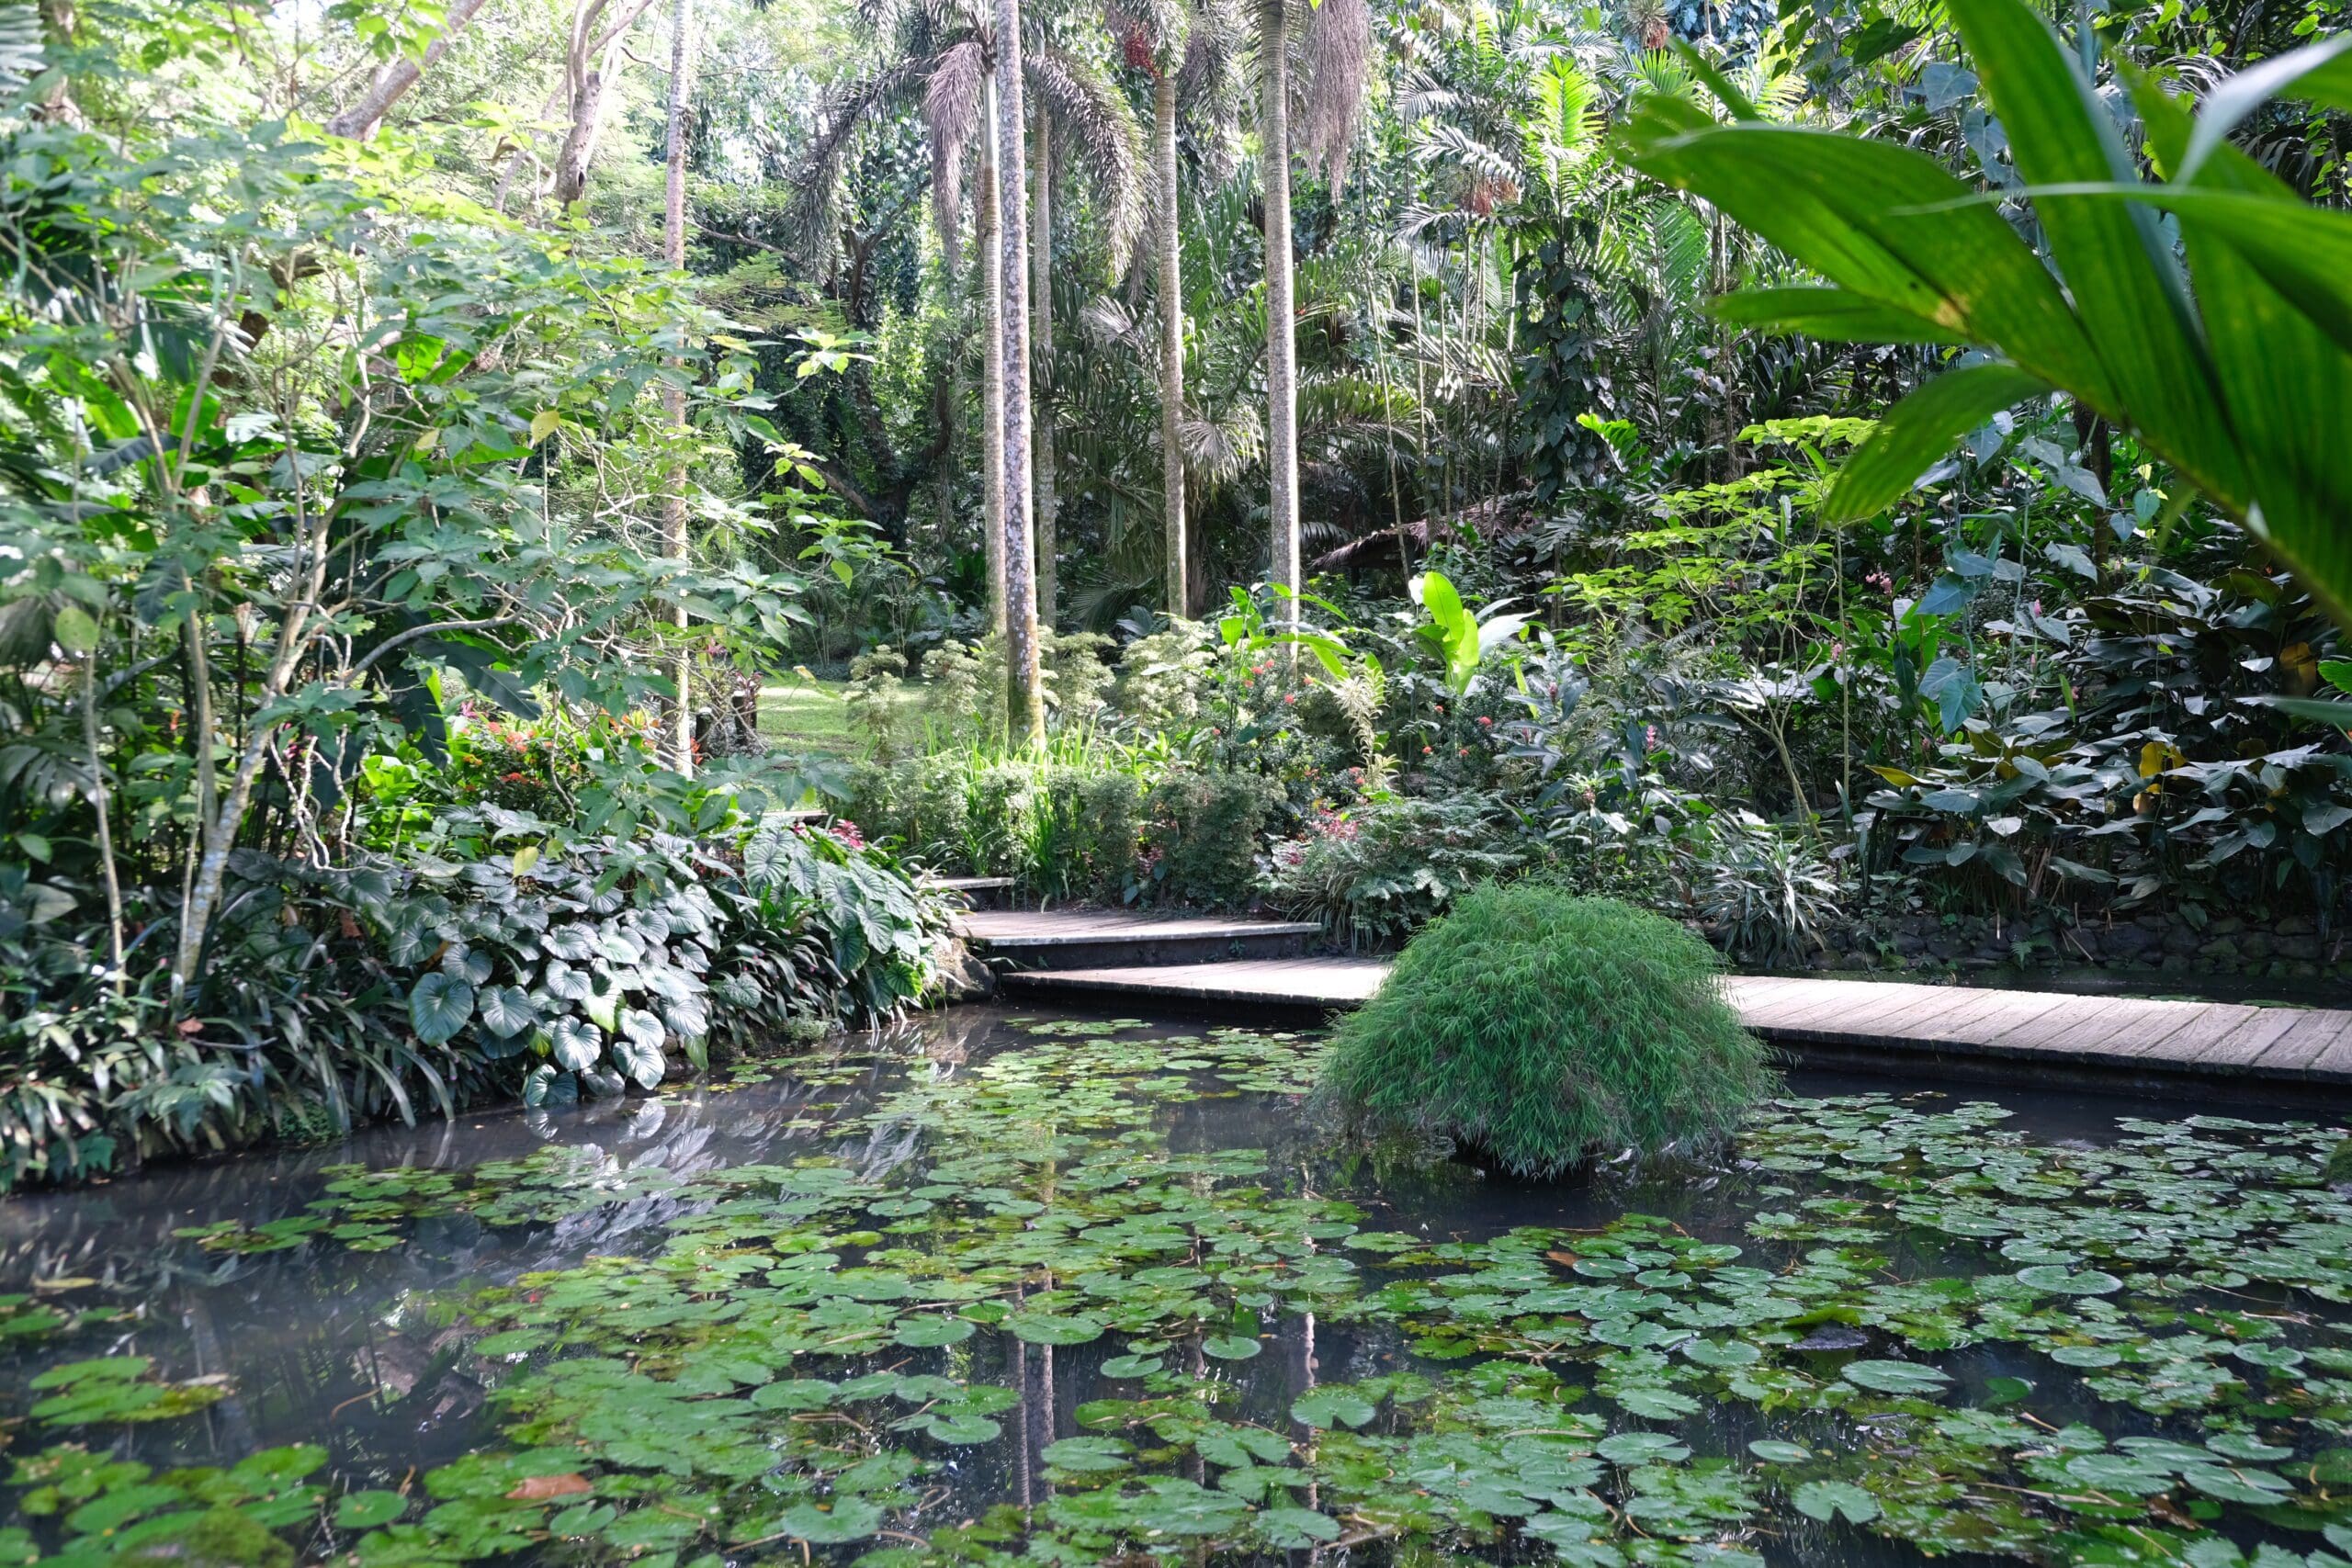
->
[4,1005,2350,1567]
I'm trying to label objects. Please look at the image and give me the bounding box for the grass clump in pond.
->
[1316,884,1776,1177]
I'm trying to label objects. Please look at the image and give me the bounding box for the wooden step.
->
[955,908,1321,970]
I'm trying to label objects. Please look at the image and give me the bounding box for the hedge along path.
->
[978,910,2352,1098]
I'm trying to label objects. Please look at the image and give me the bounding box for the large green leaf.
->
[1622,117,2112,402]
[1946,0,2245,506]
[1826,362,2053,521]
[1712,287,1966,345]
[2136,87,2352,629]
[407,974,474,1046]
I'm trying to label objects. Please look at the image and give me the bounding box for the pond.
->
[3,1005,2350,1567]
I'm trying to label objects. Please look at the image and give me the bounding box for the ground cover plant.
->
[1315,883,1779,1176]
[4,1010,2352,1566]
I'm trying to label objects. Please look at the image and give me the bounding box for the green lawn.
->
[758,680,857,755]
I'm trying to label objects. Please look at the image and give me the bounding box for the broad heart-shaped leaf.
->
[612,1010,667,1089]
[1946,0,2244,507]
[1792,1478,1882,1525]
[408,973,474,1045]
[1712,287,1964,345]
[478,985,538,1039]
[1619,113,2111,405]
[548,1016,601,1073]
[1826,362,2053,521]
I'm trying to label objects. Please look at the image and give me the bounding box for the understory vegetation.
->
[1316,884,1777,1175]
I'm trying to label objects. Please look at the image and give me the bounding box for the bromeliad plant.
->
[1622,0,2352,631]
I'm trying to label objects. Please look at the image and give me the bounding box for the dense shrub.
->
[0,815,946,1190]
[1316,885,1777,1178]
[850,754,1273,908]
[1263,794,1534,949]
[0,863,465,1191]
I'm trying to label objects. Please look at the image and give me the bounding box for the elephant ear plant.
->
[1621,0,2352,645]
[359,809,946,1108]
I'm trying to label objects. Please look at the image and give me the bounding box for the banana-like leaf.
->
[1826,362,2054,521]
[1947,0,2246,507]
[2179,34,2352,179]
[1621,116,2114,403]
[2139,85,2352,630]
[1712,287,1966,345]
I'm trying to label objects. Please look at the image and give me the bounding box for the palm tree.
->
[1258,0,1298,639]
[1026,34,1148,630]
[1112,0,1243,617]
[662,0,699,774]
[996,0,1046,740]
[1254,0,1369,644]
[789,0,1139,680]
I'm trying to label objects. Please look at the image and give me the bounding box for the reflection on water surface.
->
[3,1005,2347,1567]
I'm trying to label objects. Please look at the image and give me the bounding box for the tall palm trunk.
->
[1260,0,1299,645]
[995,0,1045,741]
[979,83,1008,640]
[662,0,697,774]
[1154,72,1188,618]
[1030,112,1058,632]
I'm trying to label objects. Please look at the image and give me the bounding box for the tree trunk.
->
[995,0,1045,742]
[1261,0,1299,647]
[1030,111,1058,633]
[550,60,609,205]
[551,0,650,206]
[1154,72,1188,619]
[326,0,492,139]
[978,85,1008,639]
[662,0,697,776]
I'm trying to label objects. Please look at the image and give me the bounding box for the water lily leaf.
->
[1598,1432,1690,1466]
[768,1497,882,1543]
[2015,1265,2123,1295]
[1202,1334,1262,1360]
[334,1490,409,1528]
[1792,1479,1881,1524]
[1291,1387,1377,1429]
[1747,1439,1815,1463]
[1255,1506,1342,1547]
[1005,1313,1104,1347]
[1840,1359,1953,1396]
[2178,1464,2292,1504]
[892,1316,974,1348]
[916,1414,1001,1444]
[1042,1437,1133,1473]
[2206,1431,2294,1462]
[1101,1355,1162,1379]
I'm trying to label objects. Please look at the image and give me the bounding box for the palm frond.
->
[1030,43,1148,260]
[1299,0,1371,186]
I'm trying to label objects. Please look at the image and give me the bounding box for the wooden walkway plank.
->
[2189,1006,2312,1070]
[967,908,2352,1098]
[2255,1009,2352,1079]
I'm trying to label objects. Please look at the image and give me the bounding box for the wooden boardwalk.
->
[967,909,2352,1096]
